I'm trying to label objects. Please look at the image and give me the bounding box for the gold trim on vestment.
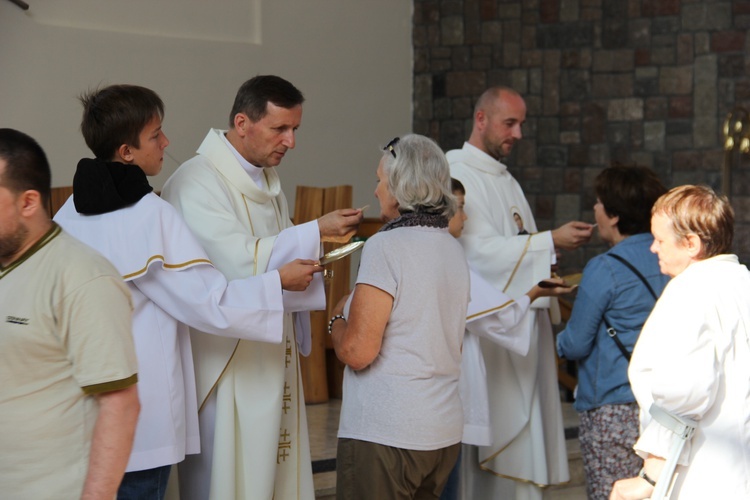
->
[294,320,302,498]
[198,338,241,413]
[122,256,212,280]
[477,460,568,489]
[253,239,260,276]
[243,194,255,235]
[502,235,532,293]
[478,426,560,489]
[466,299,514,321]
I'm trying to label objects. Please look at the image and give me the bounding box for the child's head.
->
[79,84,169,175]
[448,178,467,238]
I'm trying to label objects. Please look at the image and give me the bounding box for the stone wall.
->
[414,0,750,271]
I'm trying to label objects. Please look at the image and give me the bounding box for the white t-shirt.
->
[338,225,470,450]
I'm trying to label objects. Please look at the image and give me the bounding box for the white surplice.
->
[629,255,750,499]
[54,192,285,472]
[161,129,325,500]
[448,143,569,499]
[461,268,533,447]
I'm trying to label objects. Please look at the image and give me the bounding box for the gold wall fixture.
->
[722,106,750,199]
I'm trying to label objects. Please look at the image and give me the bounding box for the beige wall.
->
[0,0,413,216]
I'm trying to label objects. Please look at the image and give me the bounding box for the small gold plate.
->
[319,241,365,266]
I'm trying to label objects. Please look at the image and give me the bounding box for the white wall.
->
[0,0,413,216]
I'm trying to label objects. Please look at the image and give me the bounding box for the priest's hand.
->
[318,208,364,243]
[278,259,323,291]
[527,277,577,303]
[551,221,594,250]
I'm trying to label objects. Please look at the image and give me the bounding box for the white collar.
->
[220,132,266,190]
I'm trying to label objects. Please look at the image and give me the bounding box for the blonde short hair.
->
[652,184,734,259]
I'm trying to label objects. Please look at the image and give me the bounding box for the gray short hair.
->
[381,134,456,218]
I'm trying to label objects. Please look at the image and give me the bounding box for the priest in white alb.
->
[161,75,362,500]
[447,86,593,499]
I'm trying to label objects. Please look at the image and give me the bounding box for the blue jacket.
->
[556,233,669,412]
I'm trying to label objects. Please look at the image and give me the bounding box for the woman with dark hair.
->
[611,185,750,500]
[556,164,669,499]
[329,134,470,499]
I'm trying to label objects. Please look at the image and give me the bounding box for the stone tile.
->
[560,131,581,144]
[499,2,522,20]
[650,47,676,65]
[561,70,592,101]
[569,145,590,166]
[538,146,569,166]
[718,53,745,78]
[593,74,634,98]
[694,117,719,148]
[602,19,629,49]
[665,134,693,150]
[582,102,607,143]
[694,31,711,55]
[682,2,732,31]
[592,49,634,72]
[695,54,718,87]
[445,71,487,97]
[481,20,502,43]
[634,48,650,66]
[561,115,581,131]
[441,15,464,45]
[540,0,560,24]
[669,96,693,119]
[607,98,644,121]
[677,33,694,65]
[607,123,631,145]
[451,97,474,119]
[629,19,651,47]
[560,0,580,22]
[652,16,680,36]
[659,66,693,95]
[645,97,669,120]
[479,0,497,20]
[644,121,666,151]
[711,30,746,52]
[642,0,680,16]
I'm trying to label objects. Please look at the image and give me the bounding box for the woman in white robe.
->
[611,185,750,500]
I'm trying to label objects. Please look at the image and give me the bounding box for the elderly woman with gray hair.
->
[329,134,470,500]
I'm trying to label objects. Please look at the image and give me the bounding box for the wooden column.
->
[293,185,353,404]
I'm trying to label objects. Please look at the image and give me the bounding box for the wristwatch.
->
[638,467,656,486]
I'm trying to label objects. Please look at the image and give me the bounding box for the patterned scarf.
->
[379,208,448,232]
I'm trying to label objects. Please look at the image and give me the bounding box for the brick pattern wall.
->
[414,0,750,271]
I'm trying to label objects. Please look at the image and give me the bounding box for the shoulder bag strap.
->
[604,317,632,361]
[607,253,658,300]
[602,253,659,362]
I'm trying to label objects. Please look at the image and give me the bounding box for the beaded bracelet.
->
[327,314,346,335]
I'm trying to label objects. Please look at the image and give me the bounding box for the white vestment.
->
[54,192,285,472]
[448,143,569,499]
[161,129,325,500]
[462,268,533,447]
[629,255,750,499]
